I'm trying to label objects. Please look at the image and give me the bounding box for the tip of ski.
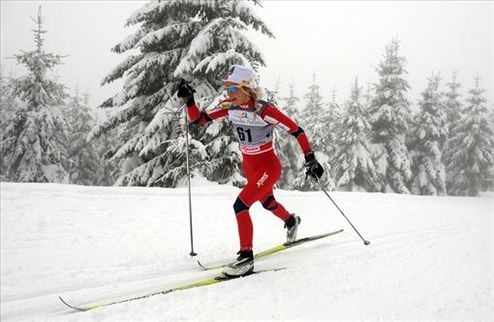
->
[197,260,211,270]
[197,260,225,271]
[283,229,344,246]
[59,296,90,312]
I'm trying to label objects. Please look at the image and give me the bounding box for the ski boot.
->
[222,250,254,277]
[285,214,301,243]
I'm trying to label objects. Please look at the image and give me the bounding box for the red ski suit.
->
[187,99,313,250]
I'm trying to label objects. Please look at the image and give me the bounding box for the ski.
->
[197,229,344,271]
[59,267,285,312]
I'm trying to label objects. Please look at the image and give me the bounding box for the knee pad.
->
[261,195,278,211]
[233,197,250,214]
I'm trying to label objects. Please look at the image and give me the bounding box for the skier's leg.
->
[233,196,253,250]
[256,153,291,221]
[226,179,271,276]
[233,169,279,250]
[255,154,300,242]
[260,190,300,242]
[225,195,255,277]
[260,192,291,222]
[232,151,287,250]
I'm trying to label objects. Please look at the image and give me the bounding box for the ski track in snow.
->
[1,181,493,321]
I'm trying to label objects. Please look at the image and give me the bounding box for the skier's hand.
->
[175,79,196,106]
[305,152,324,180]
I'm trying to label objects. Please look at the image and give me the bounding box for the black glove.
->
[305,152,324,180]
[175,79,196,106]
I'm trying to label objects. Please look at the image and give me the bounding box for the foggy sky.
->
[1,1,492,108]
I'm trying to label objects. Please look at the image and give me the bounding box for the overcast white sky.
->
[1,1,492,108]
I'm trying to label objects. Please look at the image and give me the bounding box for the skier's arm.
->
[186,101,228,125]
[262,105,324,179]
[176,80,228,125]
[261,105,312,155]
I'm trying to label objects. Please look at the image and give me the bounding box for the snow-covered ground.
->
[1,181,493,321]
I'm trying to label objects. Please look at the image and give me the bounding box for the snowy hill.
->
[1,182,492,321]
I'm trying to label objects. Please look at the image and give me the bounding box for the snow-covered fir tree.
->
[329,87,343,118]
[63,89,101,185]
[0,66,20,179]
[92,109,123,186]
[444,71,462,130]
[275,82,303,190]
[370,39,413,193]
[488,104,494,191]
[299,74,327,150]
[295,73,335,191]
[325,87,342,181]
[264,76,281,105]
[444,77,494,196]
[488,104,494,129]
[410,74,448,195]
[363,82,373,107]
[1,7,69,183]
[141,124,209,187]
[90,0,273,187]
[334,78,381,192]
[0,66,17,133]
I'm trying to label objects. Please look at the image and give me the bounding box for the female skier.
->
[177,65,324,277]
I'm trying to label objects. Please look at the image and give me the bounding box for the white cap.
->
[224,65,257,88]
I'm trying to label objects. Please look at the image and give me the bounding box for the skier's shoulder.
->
[255,99,277,114]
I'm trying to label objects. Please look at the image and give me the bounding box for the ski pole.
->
[184,104,197,256]
[311,177,370,246]
[167,90,197,256]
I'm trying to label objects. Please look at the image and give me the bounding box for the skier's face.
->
[224,82,251,106]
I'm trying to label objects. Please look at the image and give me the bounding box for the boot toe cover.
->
[222,259,254,277]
